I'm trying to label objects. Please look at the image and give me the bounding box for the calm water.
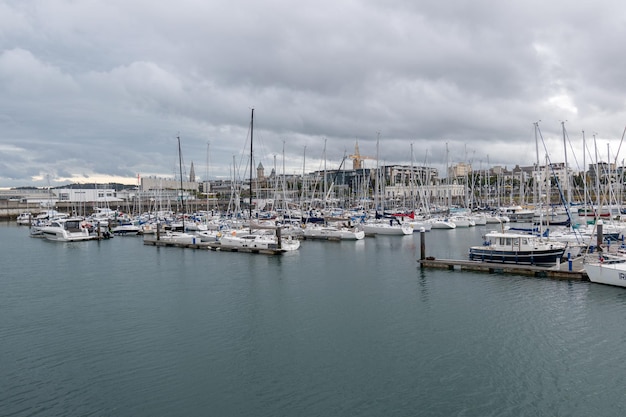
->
[2,222,626,416]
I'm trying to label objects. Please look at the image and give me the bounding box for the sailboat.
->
[359,134,413,236]
[218,109,300,252]
[154,136,199,244]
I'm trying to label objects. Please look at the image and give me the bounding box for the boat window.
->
[521,238,528,245]
[513,238,519,246]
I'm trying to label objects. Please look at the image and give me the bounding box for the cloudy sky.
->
[2,0,626,188]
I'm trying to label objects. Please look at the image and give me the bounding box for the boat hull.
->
[303,227,365,240]
[468,247,566,266]
[584,262,626,288]
[361,223,413,235]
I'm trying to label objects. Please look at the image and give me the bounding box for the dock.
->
[142,237,287,255]
[418,256,589,281]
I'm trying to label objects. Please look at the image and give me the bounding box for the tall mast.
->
[534,122,540,207]
[206,141,210,212]
[323,138,327,208]
[249,108,254,227]
[594,133,600,219]
[582,131,587,209]
[562,121,571,206]
[178,135,185,231]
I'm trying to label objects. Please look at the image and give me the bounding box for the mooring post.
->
[276,226,282,250]
[156,221,161,241]
[596,220,603,253]
[420,227,426,266]
[568,251,572,271]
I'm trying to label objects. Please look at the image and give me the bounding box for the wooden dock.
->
[142,237,287,255]
[418,257,589,281]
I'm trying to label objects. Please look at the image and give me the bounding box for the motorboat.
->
[469,231,566,266]
[16,212,32,225]
[111,222,142,236]
[40,218,96,242]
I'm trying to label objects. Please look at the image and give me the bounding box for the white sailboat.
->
[218,109,300,252]
[303,222,365,240]
[584,258,626,288]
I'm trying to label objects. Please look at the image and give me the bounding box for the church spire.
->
[189,161,196,182]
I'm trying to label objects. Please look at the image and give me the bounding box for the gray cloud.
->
[1,0,626,188]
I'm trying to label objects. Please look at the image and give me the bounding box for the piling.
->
[597,220,603,252]
[420,227,426,266]
[276,227,282,250]
[568,251,572,271]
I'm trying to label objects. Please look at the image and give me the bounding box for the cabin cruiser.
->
[40,218,96,242]
[469,231,566,266]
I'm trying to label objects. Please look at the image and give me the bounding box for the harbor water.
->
[2,222,626,416]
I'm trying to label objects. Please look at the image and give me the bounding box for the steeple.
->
[257,162,265,179]
[189,161,196,182]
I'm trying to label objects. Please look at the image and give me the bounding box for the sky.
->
[2,0,626,188]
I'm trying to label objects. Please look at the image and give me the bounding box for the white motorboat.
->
[16,212,32,225]
[111,222,142,236]
[40,218,95,242]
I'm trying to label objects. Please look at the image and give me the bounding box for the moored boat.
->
[302,224,365,240]
[111,222,142,236]
[40,218,96,242]
[584,258,626,288]
[468,231,566,266]
[16,212,32,225]
[219,230,300,251]
[360,220,413,236]
[156,231,200,244]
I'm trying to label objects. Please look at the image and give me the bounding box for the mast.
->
[562,121,571,206]
[177,135,185,231]
[410,143,415,213]
[249,108,254,229]
[534,122,540,207]
[445,142,449,208]
[583,131,587,210]
[282,140,287,215]
[593,133,600,220]
[206,141,210,212]
[323,138,327,208]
